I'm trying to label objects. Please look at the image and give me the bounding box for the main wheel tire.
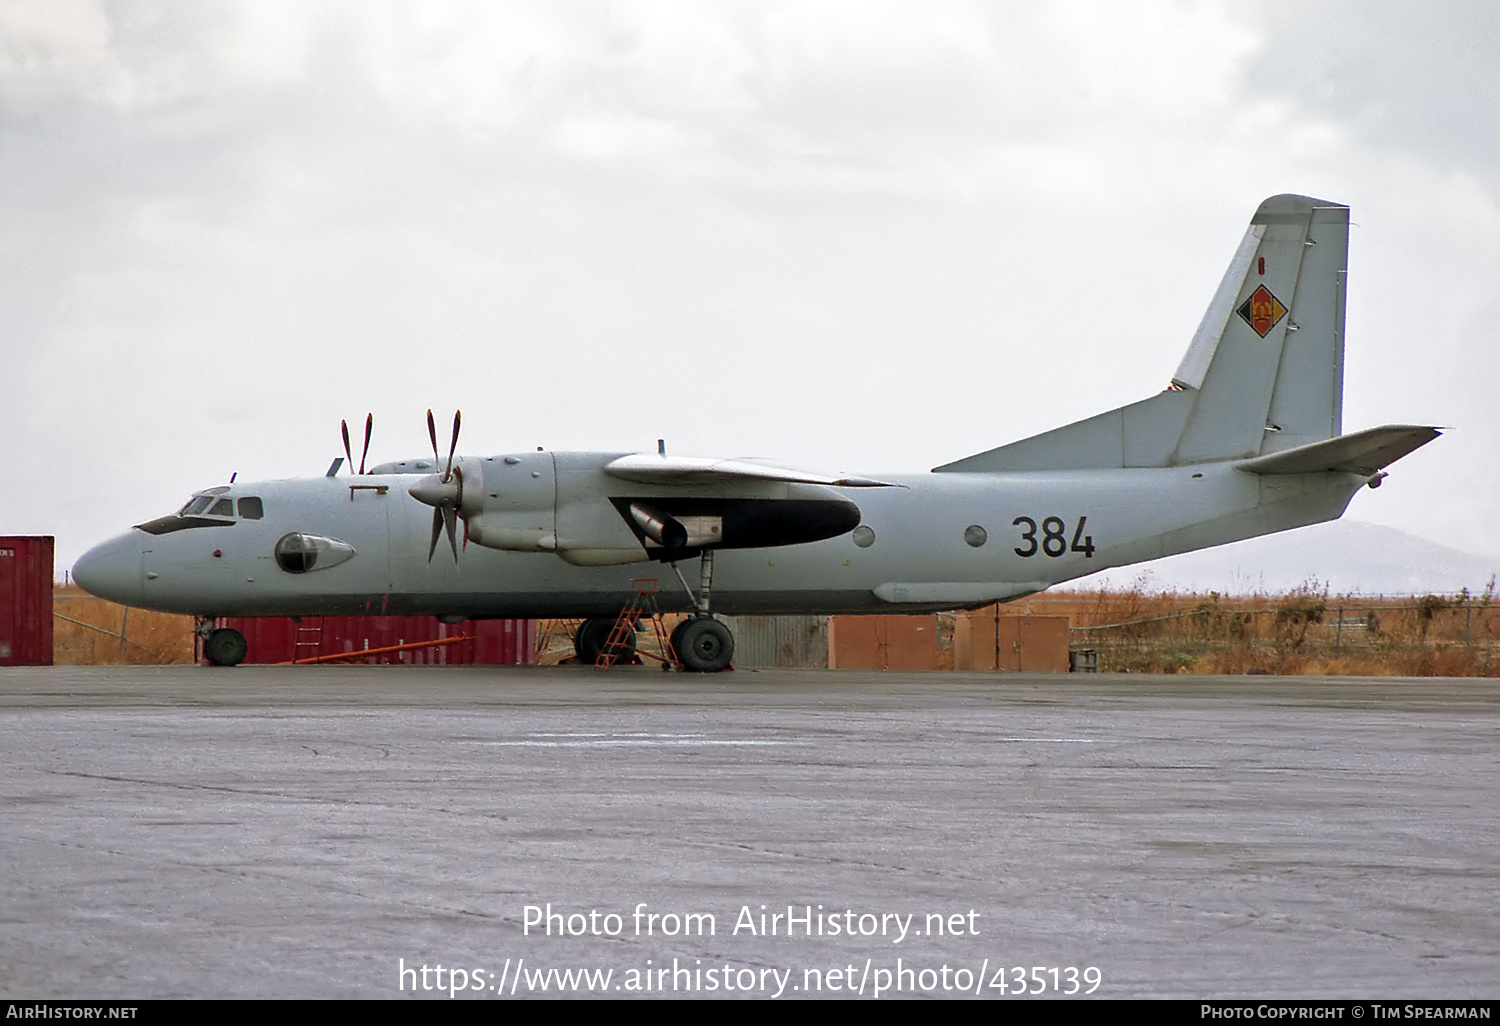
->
[668,618,691,664]
[204,627,247,667]
[677,617,734,673]
[574,617,637,665]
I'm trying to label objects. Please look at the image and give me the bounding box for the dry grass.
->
[1029,578,1500,676]
[52,588,196,665]
[534,618,583,665]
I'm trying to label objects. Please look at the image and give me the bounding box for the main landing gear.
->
[571,612,735,673]
[667,548,735,673]
[573,617,638,666]
[570,550,736,673]
[671,617,734,673]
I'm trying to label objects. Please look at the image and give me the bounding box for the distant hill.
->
[1067,521,1500,597]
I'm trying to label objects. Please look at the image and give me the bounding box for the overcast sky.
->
[3,0,1497,575]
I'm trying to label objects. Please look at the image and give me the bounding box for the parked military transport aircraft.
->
[74,194,1438,671]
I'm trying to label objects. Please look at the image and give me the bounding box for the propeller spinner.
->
[408,410,464,564]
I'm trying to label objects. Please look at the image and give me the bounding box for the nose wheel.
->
[203,627,247,667]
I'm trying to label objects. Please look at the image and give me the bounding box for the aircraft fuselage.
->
[74,456,1366,620]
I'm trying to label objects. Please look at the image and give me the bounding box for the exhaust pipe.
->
[629,503,688,550]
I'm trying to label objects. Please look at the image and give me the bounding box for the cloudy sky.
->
[4,0,1497,577]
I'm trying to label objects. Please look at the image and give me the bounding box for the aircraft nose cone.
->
[72,533,144,607]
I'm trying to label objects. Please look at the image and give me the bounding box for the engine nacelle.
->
[454,454,561,554]
[431,451,864,565]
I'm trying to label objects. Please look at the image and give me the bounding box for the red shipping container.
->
[953,612,1070,672]
[827,614,939,670]
[0,536,54,666]
[200,615,534,666]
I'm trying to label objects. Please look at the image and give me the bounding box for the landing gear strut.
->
[669,549,735,673]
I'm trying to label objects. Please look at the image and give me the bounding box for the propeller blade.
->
[340,420,353,475]
[443,505,460,564]
[426,409,440,470]
[427,507,444,563]
[359,413,373,475]
[445,411,461,480]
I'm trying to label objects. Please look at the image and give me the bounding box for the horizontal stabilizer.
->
[1238,425,1441,476]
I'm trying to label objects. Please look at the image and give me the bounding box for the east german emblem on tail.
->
[1237,285,1287,337]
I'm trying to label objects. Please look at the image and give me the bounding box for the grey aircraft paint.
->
[73,195,1439,666]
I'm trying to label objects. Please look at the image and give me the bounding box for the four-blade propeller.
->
[407,410,464,564]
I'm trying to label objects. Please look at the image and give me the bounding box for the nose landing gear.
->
[199,623,247,666]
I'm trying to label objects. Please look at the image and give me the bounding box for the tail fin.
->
[1170,193,1348,461]
[936,194,1352,473]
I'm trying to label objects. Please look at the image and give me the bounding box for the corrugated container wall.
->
[0,536,54,666]
[718,615,829,668]
[203,616,533,665]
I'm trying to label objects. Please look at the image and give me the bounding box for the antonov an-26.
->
[73,194,1439,671]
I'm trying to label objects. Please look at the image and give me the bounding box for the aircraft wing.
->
[602,454,893,488]
[1239,425,1442,477]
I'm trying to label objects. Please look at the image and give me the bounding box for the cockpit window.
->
[174,494,264,519]
[142,490,254,534]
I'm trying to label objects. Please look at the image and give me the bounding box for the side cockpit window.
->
[179,495,216,516]
[238,497,263,520]
[209,498,234,517]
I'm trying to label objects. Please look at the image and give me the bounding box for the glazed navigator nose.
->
[72,532,144,607]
